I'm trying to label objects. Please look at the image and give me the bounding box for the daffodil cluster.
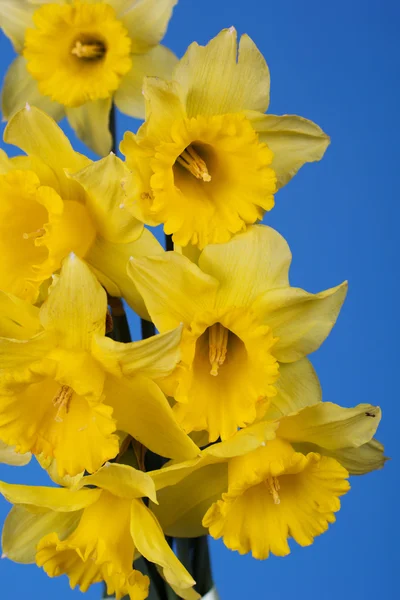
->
[0,4,386,600]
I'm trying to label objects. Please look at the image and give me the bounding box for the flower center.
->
[71,37,106,61]
[265,476,281,505]
[176,144,211,182]
[52,385,73,423]
[208,323,229,376]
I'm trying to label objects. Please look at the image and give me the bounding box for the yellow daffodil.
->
[0,254,199,476]
[150,402,385,559]
[0,463,198,599]
[127,225,347,442]
[0,105,161,316]
[121,28,330,248]
[0,0,178,155]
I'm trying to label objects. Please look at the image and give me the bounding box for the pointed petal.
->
[279,402,382,450]
[0,332,51,376]
[70,153,143,243]
[105,375,200,461]
[4,106,89,172]
[83,463,157,503]
[93,325,182,380]
[248,113,330,188]
[0,481,101,511]
[115,45,178,119]
[198,225,291,310]
[130,498,196,591]
[66,98,112,157]
[0,441,31,466]
[140,77,186,140]
[120,0,177,53]
[322,439,388,475]
[253,282,348,362]
[39,255,107,350]
[127,253,218,331]
[2,57,64,121]
[0,290,40,339]
[0,0,34,52]
[2,505,81,564]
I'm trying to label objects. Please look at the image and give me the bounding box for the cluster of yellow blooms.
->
[0,1,386,599]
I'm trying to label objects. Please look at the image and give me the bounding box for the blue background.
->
[0,0,397,598]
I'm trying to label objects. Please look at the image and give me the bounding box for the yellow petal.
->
[39,254,107,350]
[66,98,112,157]
[2,505,81,563]
[2,57,64,121]
[130,498,196,591]
[248,112,330,188]
[105,374,200,461]
[0,481,101,511]
[93,325,183,380]
[127,252,218,331]
[0,0,34,52]
[198,225,291,309]
[0,441,31,467]
[70,153,143,244]
[121,0,178,53]
[279,402,382,450]
[174,29,271,117]
[321,439,387,475]
[85,227,164,320]
[141,77,186,140]
[115,45,178,118]
[0,332,51,378]
[253,282,348,362]
[83,463,157,503]
[4,105,89,172]
[0,290,40,339]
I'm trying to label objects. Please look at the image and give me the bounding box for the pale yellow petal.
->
[40,254,107,350]
[198,225,291,309]
[141,77,186,140]
[83,463,157,503]
[253,282,348,362]
[66,98,112,157]
[2,56,64,121]
[4,106,89,172]
[105,375,200,461]
[120,0,178,53]
[2,505,81,563]
[323,439,387,475]
[279,402,382,449]
[0,290,40,339]
[0,481,101,511]
[174,29,270,117]
[127,252,218,331]
[248,112,330,188]
[130,498,196,591]
[0,0,34,52]
[0,441,31,466]
[115,45,178,119]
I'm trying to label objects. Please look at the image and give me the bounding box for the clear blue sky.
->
[0,0,397,598]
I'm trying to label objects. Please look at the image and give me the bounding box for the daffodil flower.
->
[0,254,199,476]
[121,28,330,248]
[0,0,178,155]
[150,402,385,559]
[0,462,198,599]
[127,225,347,441]
[0,105,161,316]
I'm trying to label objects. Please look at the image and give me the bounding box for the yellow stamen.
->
[176,146,211,182]
[71,39,106,60]
[266,476,281,505]
[52,385,73,423]
[209,323,229,376]
[22,228,45,241]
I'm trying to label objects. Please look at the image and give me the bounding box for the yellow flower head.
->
[121,28,330,247]
[0,254,198,476]
[0,0,178,154]
[128,225,347,441]
[0,463,197,599]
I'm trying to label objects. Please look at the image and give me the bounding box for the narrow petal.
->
[66,98,112,157]
[83,463,157,503]
[248,113,330,188]
[2,505,81,563]
[0,0,34,52]
[127,253,218,331]
[105,374,200,461]
[198,225,291,310]
[120,0,178,53]
[4,106,89,172]
[174,29,270,117]
[130,498,196,591]
[322,439,387,475]
[93,325,183,380]
[0,481,101,511]
[279,402,382,449]
[115,45,178,119]
[39,254,107,351]
[2,57,64,121]
[0,441,31,467]
[253,282,348,362]
[0,290,40,339]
